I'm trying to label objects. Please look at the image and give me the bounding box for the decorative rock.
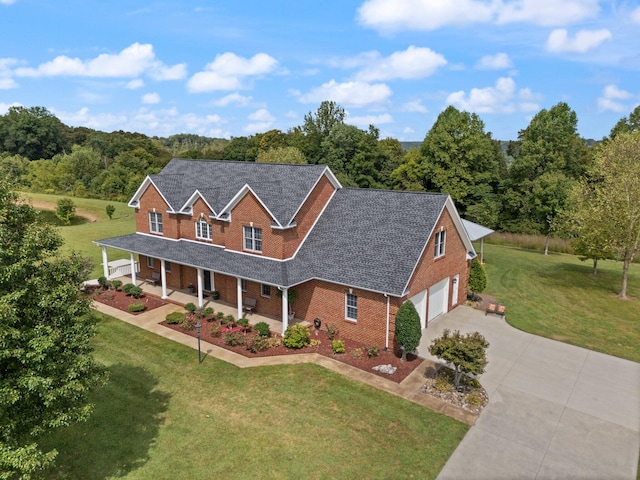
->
[372,364,397,375]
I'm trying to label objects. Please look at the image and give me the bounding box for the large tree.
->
[502,102,588,248]
[0,182,106,477]
[392,106,505,227]
[0,106,69,160]
[299,101,345,164]
[609,105,640,139]
[574,131,640,297]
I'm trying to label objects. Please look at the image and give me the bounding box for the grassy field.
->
[19,192,136,279]
[482,243,640,363]
[38,314,468,479]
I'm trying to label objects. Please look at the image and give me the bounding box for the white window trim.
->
[146,256,154,268]
[195,219,212,240]
[261,284,271,298]
[434,230,446,259]
[345,293,358,321]
[149,211,163,234]
[244,226,263,253]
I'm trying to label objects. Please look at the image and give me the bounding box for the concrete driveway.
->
[417,306,640,480]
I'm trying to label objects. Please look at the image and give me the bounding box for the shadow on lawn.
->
[40,364,170,479]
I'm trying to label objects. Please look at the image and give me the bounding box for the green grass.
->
[20,192,136,278]
[39,314,468,479]
[482,243,640,362]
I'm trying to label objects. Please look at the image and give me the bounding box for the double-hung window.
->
[434,230,446,258]
[196,220,212,240]
[261,284,271,297]
[346,293,358,321]
[149,212,163,234]
[244,226,262,252]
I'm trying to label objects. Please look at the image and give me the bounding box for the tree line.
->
[1,102,638,294]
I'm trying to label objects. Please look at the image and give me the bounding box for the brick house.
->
[96,159,476,349]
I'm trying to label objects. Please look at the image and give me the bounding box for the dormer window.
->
[196,219,212,240]
[243,226,262,252]
[434,230,446,258]
[149,212,163,234]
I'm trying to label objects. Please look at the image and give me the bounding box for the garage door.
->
[409,290,427,329]
[428,278,449,322]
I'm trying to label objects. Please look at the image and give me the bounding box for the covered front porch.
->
[108,272,299,335]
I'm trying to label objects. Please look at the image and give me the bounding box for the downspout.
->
[385,294,390,351]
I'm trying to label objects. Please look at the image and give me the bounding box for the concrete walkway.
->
[417,306,640,480]
[93,301,478,425]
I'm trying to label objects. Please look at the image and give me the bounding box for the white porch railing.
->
[108,260,139,279]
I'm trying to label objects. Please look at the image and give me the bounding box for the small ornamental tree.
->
[394,301,422,362]
[105,204,115,219]
[55,197,76,225]
[468,257,487,298]
[429,329,489,388]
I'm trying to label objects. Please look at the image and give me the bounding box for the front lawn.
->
[39,314,468,479]
[483,244,640,363]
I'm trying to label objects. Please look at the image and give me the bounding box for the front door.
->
[204,270,212,291]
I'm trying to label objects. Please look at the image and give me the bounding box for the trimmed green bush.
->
[204,307,214,316]
[468,257,487,295]
[129,286,143,299]
[122,283,134,294]
[128,302,146,313]
[237,317,249,328]
[165,312,184,324]
[395,301,422,362]
[111,279,122,291]
[332,339,345,354]
[283,324,311,349]
[184,302,197,312]
[254,321,270,337]
[97,276,109,289]
[224,314,235,326]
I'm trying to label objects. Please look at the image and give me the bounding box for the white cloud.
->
[142,92,160,104]
[0,0,16,4]
[0,101,21,114]
[347,113,394,127]
[597,84,634,113]
[13,43,186,80]
[476,53,513,70]
[298,80,392,107]
[357,0,494,32]
[546,28,612,53]
[244,108,275,132]
[125,79,144,89]
[213,93,252,107]
[354,46,446,81]
[187,52,278,93]
[402,99,428,113]
[357,0,600,32]
[0,58,18,89]
[446,77,540,113]
[632,7,640,23]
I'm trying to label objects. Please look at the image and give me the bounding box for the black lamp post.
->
[195,322,202,364]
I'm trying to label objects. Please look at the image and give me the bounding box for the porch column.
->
[236,277,243,319]
[160,259,168,299]
[281,287,289,334]
[130,252,137,285]
[101,246,109,279]
[196,268,204,308]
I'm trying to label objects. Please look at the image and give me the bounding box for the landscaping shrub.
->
[365,345,379,358]
[129,286,143,299]
[283,324,311,349]
[254,321,270,337]
[326,324,339,340]
[97,276,109,289]
[122,283,134,294]
[246,336,270,353]
[395,301,422,361]
[209,323,222,338]
[111,279,122,291]
[215,311,224,320]
[224,314,235,326]
[180,316,197,331]
[223,331,245,346]
[332,339,345,354]
[237,317,250,329]
[204,307,214,317]
[184,302,197,313]
[165,312,184,324]
[350,347,363,359]
[468,257,487,296]
[128,302,146,313]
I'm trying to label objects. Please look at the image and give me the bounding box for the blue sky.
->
[1,0,639,141]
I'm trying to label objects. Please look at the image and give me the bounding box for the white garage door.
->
[428,277,449,322]
[409,290,428,330]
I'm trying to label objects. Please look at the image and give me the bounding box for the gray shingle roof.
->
[99,187,450,297]
[148,159,329,225]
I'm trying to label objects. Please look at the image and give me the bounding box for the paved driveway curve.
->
[417,306,640,480]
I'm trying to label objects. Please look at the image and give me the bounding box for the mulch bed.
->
[91,287,168,314]
[91,287,422,383]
